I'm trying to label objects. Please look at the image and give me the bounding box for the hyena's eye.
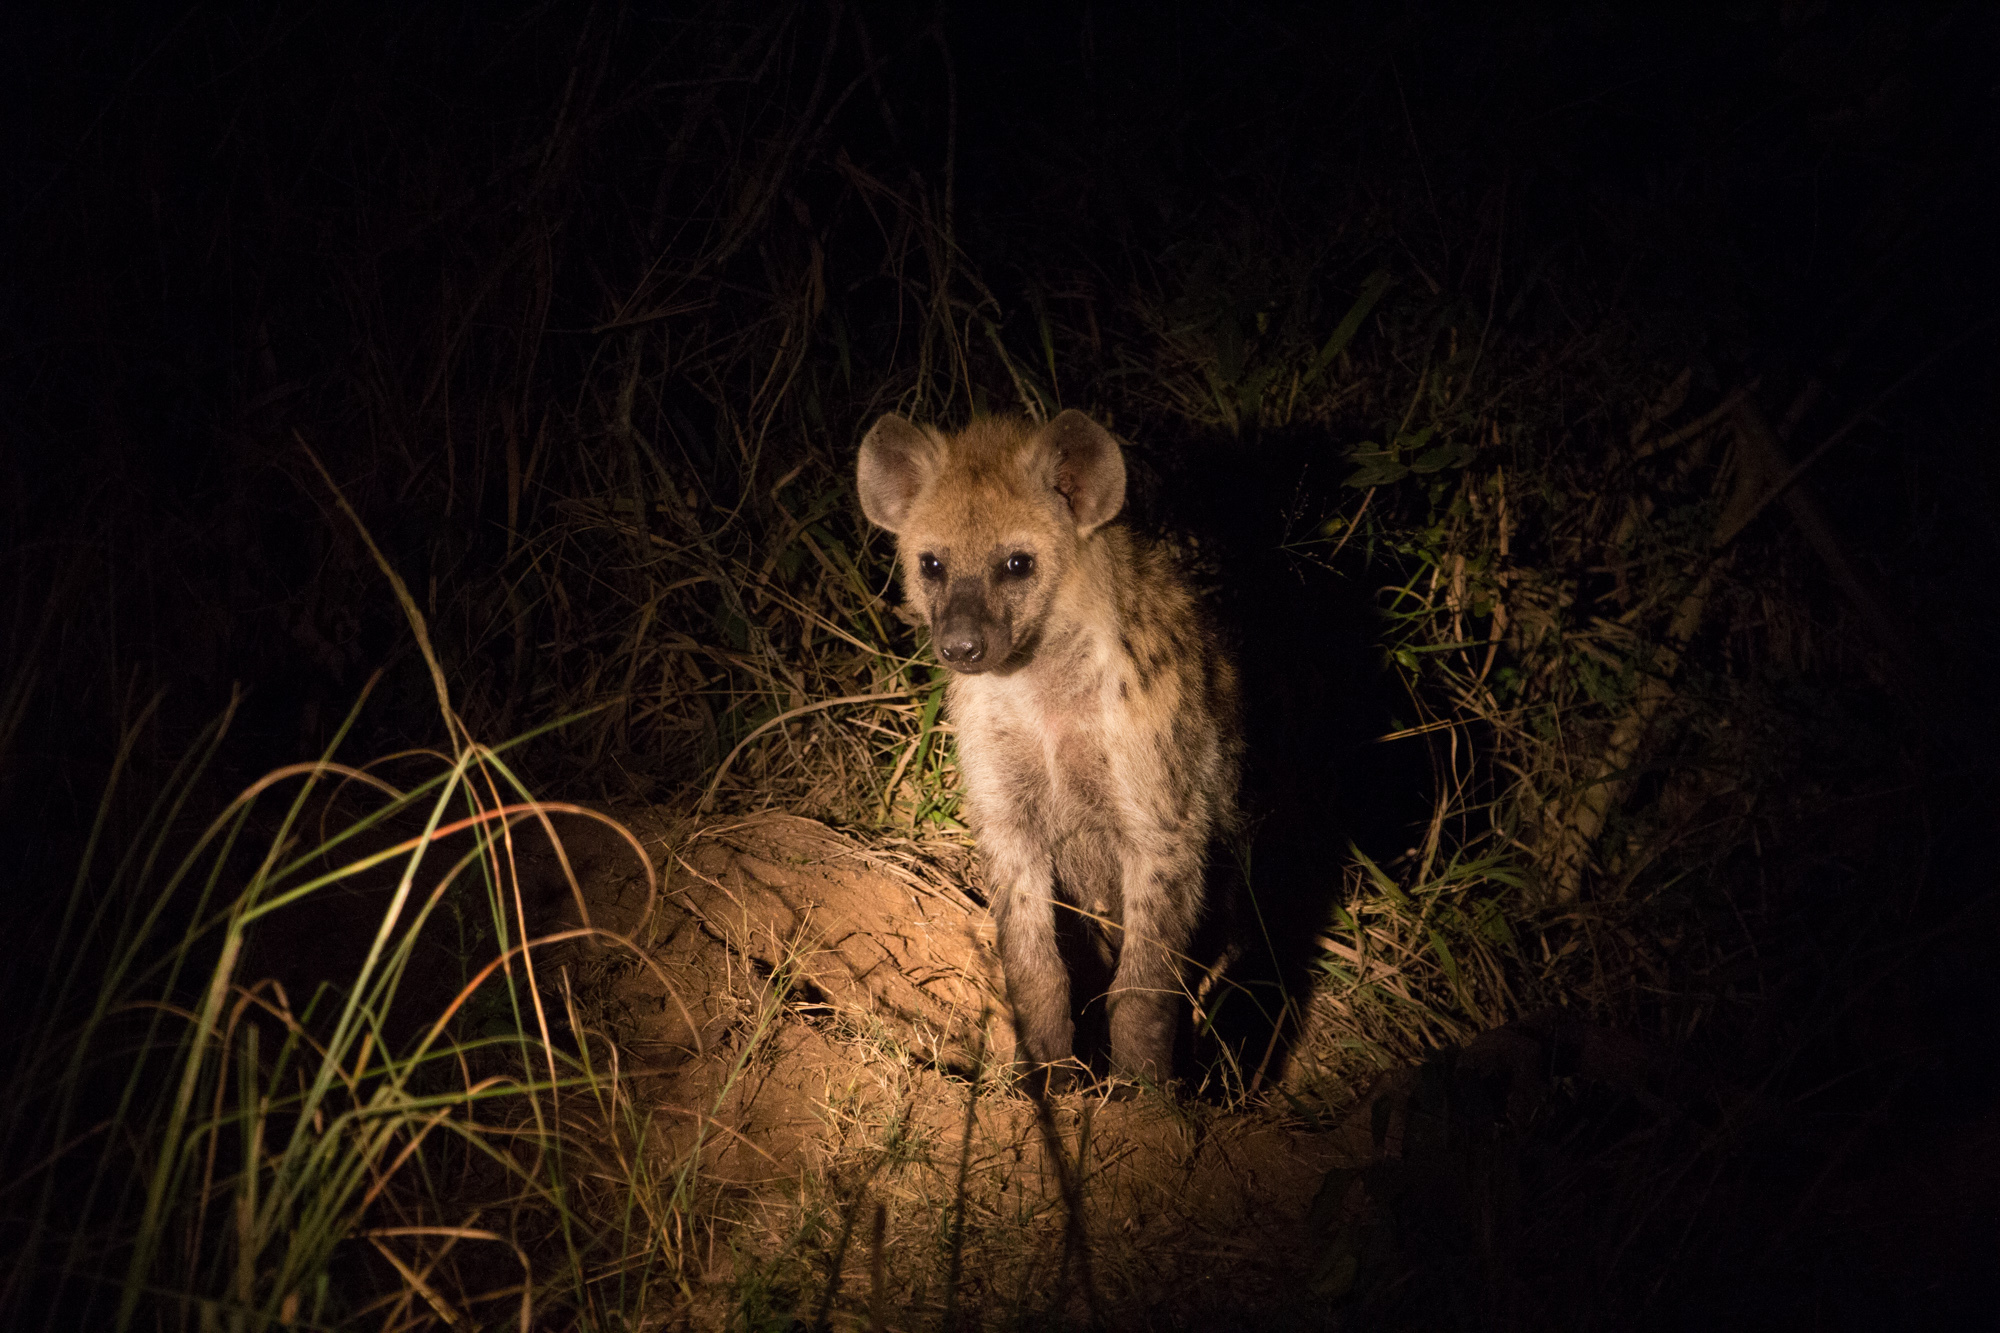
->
[1004,552,1035,578]
[918,553,944,581]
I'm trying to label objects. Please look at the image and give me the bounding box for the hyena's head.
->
[855,410,1126,674]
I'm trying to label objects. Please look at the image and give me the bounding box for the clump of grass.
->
[1,483,759,1330]
[5,693,539,1327]
[6,6,1954,1327]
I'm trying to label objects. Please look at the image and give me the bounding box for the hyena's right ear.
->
[856,414,937,533]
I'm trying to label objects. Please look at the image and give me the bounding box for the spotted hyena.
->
[857,409,1240,1089]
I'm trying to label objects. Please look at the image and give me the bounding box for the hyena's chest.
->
[954,665,1127,842]
[960,676,1129,915]
[962,680,1113,815]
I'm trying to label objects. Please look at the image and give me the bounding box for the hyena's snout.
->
[934,579,1007,671]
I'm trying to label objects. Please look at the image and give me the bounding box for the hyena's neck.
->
[1014,529,1125,687]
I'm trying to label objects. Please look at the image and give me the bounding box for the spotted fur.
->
[857,410,1241,1087]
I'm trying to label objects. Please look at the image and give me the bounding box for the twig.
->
[1326,487,1375,564]
[1628,379,1760,460]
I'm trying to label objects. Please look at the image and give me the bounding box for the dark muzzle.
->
[935,580,1001,671]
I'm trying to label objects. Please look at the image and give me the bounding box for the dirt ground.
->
[524,808,1375,1330]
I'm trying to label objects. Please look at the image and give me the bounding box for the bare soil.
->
[529,809,1372,1330]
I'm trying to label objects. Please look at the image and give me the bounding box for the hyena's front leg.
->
[983,827,1074,1080]
[1107,844,1202,1084]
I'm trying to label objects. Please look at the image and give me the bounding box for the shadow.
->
[1056,903,1120,1080]
[1158,423,1439,1092]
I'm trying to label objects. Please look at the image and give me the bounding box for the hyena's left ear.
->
[856,414,937,533]
[1038,409,1127,535]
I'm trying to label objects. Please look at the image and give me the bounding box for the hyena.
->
[856,409,1240,1089]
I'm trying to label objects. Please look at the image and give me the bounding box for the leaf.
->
[1315,958,1358,986]
[1428,928,1464,992]
[1472,897,1518,946]
[1410,440,1475,474]
[1352,846,1414,909]
[1343,455,1410,488]
[1307,268,1394,380]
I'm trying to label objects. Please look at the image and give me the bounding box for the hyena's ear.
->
[856,414,937,533]
[1038,409,1126,535]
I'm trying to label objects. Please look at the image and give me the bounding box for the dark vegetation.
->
[4,1,1996,1327]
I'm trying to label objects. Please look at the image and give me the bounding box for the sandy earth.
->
[525,809,1375,1329]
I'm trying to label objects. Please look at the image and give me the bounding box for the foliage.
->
[5,1,1988,1328]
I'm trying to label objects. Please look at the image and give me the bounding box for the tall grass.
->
[5,2,1962,1326]
[2,676,634,1327]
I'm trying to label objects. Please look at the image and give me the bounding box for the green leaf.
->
[1428,928,1464,992]
[1472,897,1518,946]
[1410,440,1475,473]
[1307,269,1394,379]
[1343,455,1410,488]
[1352,846,1414,909]
[1315,958,1358,987]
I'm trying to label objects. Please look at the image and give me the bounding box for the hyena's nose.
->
[938,632,986,665]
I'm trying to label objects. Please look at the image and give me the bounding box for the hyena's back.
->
[857,410,1240,1087]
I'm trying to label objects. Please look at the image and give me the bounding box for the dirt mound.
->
[533,809,1369,1328]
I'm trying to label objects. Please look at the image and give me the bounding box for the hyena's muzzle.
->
[931,577,1011,672]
